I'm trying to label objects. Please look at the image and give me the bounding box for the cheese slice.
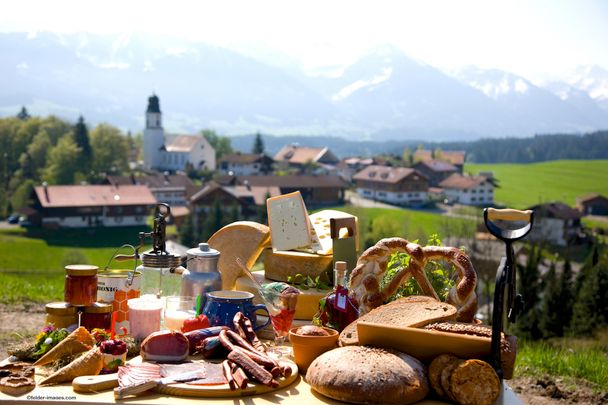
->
[266,191,312,251]
[264,249,333,282]
[235,273,330,320]
[307,210,359,255]
[208,221,271,290]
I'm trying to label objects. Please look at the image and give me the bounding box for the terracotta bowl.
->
[288,325,339,373]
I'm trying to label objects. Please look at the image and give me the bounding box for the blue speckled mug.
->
[202,290,270,330]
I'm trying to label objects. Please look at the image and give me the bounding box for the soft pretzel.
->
[348,237,477,322]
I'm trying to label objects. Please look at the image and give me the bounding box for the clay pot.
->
[289,326,339,373]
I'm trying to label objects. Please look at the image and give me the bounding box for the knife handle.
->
[114,380,158,399]
[72,373,119,393]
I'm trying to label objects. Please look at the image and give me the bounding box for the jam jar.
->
[45,302,78,328]
[64,264,98,306]
[81,302,113,331]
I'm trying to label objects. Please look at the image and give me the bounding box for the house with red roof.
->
[437,173,494,205]
[353,165,429,206]
[30,184,156,228]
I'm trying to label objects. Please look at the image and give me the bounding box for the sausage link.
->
[226,329,259,353]
[222,360,236,390]
[227,350,273,386]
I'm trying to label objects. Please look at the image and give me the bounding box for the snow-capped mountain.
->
[1,32,607,140]
[451,67,608,132]
[562,65,608,112]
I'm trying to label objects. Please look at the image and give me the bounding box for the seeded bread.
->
[339,295,457,346]
[306,346,428,404]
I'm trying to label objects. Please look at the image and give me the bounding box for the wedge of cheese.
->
[266,191,312,251]
[208,221,271,290]
[307,210,360,255]
[264,249,333,282]
[235,272,330,320]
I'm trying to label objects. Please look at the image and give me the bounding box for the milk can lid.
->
[187,243,220,258]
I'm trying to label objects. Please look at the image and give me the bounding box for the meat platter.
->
[73,355,299,398]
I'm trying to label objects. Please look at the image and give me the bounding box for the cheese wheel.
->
[208,221,271,290]
[235,273,329,320]
[264,249,332,282]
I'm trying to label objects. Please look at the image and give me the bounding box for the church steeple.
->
[147,94,161,114]
[146,93,162,129]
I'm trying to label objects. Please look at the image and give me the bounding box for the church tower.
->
[143,94,164,170]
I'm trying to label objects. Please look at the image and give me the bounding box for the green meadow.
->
[466,160,608,209]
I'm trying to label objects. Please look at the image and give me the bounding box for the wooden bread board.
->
[73,356,298,398]
[357,321,492,361]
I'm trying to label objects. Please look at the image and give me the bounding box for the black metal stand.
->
[484,208,533,381]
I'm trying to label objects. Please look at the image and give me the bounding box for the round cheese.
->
[263,249,332,282]
[208,221,271,290]
[235,273,329,320]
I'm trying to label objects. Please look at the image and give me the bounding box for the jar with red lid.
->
[64,264,98,306]
[81,302,113,331]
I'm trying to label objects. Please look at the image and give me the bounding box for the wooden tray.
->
[357,321,492,361]
[73,356,298,398]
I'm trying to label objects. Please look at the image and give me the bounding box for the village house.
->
[273,145,339,173]
[218,153,274,176]
[29,184,156,228]
[412,159,459,187]
[217,174,347,206]
[335,157,375,183]
[352,165,429,206]
[143,94,216,172]
[437,173,494,205]
[414,150,466,173]
[576,193,608,216]
[105,173,198,227]
[527,202,583,246]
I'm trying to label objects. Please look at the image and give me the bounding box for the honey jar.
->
[45,302,78,328]
[81,302,113,331]
[64,264,98,306]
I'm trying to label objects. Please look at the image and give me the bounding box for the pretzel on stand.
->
[348,237,478,322]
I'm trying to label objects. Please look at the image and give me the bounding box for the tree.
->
[90,124,129,177]
[539,262,562,338]
[73,116,92,172]
[178,214,196,248]
[514,246,543,339]
[252,132,264,154]
[16,106,30,121]
[201,198,224,241]
[257,192,271,224]
[202,130,233,160]
[557,260,574,332]
[402,147,413,167]
[569,251,608,336]
[42,136,82,184]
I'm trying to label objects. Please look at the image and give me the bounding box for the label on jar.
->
[97,271,141,334]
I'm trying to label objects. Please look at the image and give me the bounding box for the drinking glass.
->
[164,296,196,331]
[127,295,163,340]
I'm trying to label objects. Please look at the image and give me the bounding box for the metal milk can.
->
[180,243,222,299]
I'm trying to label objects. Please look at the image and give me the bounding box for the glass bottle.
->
[314,261,359,331]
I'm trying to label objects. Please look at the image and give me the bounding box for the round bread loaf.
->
[428,353,458,398]
[306,346,429,404]
[450,359,500,405]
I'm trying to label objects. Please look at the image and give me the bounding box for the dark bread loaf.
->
[306,346,428,404]
[339,296,457,346]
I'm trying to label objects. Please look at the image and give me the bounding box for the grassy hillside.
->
[466,160,608,209]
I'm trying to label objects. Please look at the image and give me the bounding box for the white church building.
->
[143,94,216,172]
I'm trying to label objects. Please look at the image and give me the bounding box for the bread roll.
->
[306,346,428,404]
[428,353,458,398]
[450,359,501,405]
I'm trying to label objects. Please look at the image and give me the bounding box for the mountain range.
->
[1,31,607,141]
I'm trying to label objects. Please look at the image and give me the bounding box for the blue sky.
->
[2,0,607,81]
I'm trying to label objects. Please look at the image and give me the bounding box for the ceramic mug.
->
[202,290,270,330]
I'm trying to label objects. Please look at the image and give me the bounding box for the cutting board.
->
[357,321,492,361]
[73,356,298,398]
